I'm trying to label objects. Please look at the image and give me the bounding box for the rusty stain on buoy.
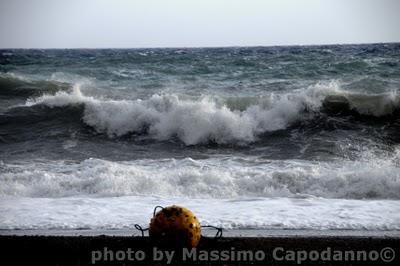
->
[149,205,201,248]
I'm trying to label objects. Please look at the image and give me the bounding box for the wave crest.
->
[24,82,400,145]
[0,73,68,97]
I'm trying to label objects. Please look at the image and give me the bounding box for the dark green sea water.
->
[0,43,399,230]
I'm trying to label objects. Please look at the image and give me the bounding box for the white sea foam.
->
[1,196,399,230]
[1,153,399,199]
[25,82,320,144]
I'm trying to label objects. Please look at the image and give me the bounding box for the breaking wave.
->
[1,153,399,199]
[18,82,400,145]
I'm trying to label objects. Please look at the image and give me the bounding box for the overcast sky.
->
[0,0,399,48]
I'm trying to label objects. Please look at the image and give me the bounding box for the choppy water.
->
[1,43,400,231]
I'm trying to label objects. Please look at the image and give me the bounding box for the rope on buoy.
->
[201,225,223,239]
[134,206,164,236]
[153,205,164,217]
[134,224,149,237]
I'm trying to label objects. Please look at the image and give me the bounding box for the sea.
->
[0,43,400,233]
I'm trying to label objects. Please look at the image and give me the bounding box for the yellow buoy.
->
[149,205,201,248]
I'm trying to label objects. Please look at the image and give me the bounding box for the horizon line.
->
[1,41,399,50]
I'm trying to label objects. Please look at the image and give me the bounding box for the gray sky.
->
[0,0,399,48]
